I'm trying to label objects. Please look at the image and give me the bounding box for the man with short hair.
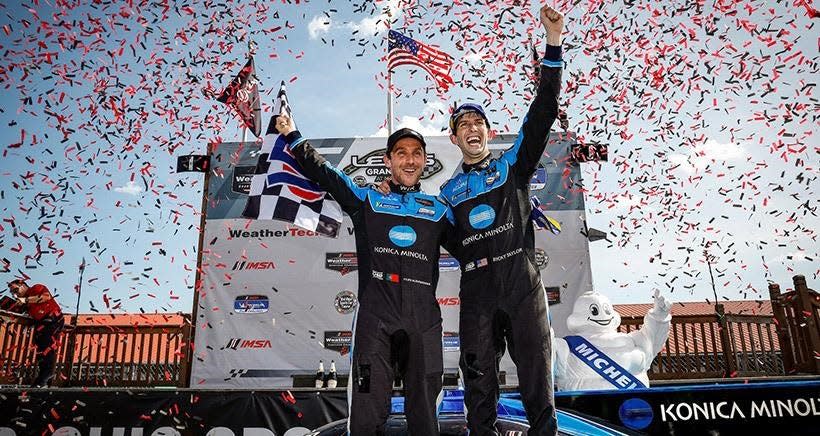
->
[276,113,454,435]
[437,4,565,435]
[8,279,64,387]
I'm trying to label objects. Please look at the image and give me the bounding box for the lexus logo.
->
[342,149,443,181]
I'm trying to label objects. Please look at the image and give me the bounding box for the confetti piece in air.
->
[0,2,814,406]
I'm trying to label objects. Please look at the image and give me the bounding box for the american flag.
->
[388,30,454,91]
[242,82,343,238]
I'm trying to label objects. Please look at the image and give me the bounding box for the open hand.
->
[652,289,672,315]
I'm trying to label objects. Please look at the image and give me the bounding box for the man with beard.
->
[276,113,454,435]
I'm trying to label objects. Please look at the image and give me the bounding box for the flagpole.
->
[386,21,394,135]
[244,39,254,144]
[186,39,251,387]
[184,151,211,388]
[387,69,394,135]
[73,258,85,323]
[64,258,85,386]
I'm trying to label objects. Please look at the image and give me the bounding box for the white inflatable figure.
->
[553,289,672,391]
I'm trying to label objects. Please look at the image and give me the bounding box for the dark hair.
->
[7,279,25,288]
[449,103,490,134]
[386,128,426,156]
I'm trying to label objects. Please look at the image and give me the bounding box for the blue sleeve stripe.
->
[327,163,368,201]
[541,59,563,68]
[289,136,308,149]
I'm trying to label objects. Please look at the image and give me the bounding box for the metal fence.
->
[0,311,190,387]
[770,275,820,375]
[4,276,817,387]
[619,305,785,379]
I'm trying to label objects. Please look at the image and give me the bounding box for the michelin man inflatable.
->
[553,289,672,391]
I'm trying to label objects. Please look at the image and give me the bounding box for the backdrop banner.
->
[190,133,593,387]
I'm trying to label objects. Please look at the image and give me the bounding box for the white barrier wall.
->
[190,134,593,387]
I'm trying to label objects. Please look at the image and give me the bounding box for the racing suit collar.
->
[462,154,492,173]
[389,180,421,194]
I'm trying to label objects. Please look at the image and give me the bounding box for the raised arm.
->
[628,290,673,370]
[500,5,564,177]
[275,113,368,213]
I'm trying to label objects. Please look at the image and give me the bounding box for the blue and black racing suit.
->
[438,45,563,436]
[284,131,455,435]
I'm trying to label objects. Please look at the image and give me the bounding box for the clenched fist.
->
[275,109,296,136]
[540,5,564,46]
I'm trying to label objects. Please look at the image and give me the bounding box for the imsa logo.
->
[437,297,460,306]
[225,338,272,350]
[232,260,276,271]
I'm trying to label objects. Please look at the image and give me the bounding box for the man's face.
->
[8,282,26,297]
[450,112,491,163]
[384,138,426,187]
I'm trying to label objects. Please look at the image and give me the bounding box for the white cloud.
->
[669,139,746,173]
[114,181,144,196]
[372,100,449,137]
[346,1,403,36]
[347,15,388,35]
[307,15,332,40]
[772,249,814,264]
[463,51,485,67]
[309,3,400,41]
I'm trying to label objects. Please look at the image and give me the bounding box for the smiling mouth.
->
[588,317,613,326]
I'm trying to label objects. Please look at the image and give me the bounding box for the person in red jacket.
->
[8,279,64,387]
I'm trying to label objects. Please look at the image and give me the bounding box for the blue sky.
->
[0,1,816,314]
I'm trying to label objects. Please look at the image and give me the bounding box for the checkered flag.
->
[227,369,249,379]
[242,82,343,238]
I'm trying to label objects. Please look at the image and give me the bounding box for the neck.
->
[388,180,420,194]
[462,153,492,172]
[463,150,490,165]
